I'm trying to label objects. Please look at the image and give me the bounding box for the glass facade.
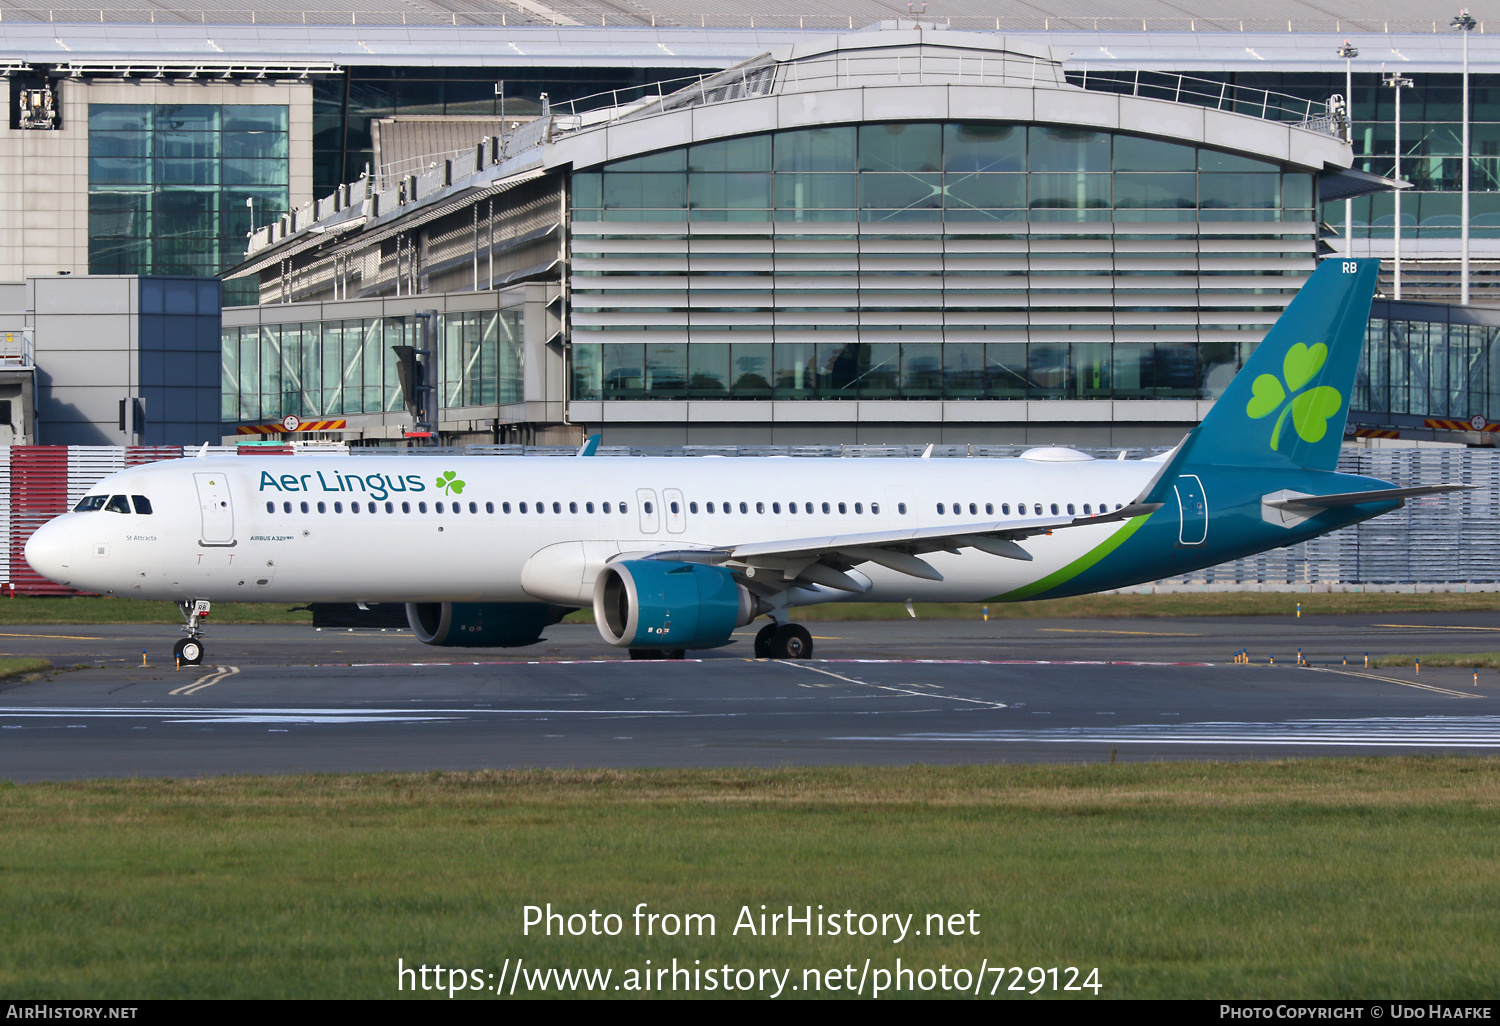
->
[1358,312,1500,420]
[569,122,1315,403]
[221,310,522,423]
[1172,71,1500,239]
[88,104,289,307]
[314,67,715,194]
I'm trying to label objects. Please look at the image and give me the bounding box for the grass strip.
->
[1,759,1498,999]
[1373,652,1500,670]
[0,597,312,625]
[0,657,50,679]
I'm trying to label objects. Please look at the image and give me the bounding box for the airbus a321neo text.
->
[25,259,1461,665]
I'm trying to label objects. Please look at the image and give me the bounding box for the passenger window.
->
[854,502,862,514]
[602,502,610,513]
[937,503,945,514]
[282,501,292,514]
[985,503,993,515]
[1034,504,1042,515]
[585,502,594,513]
[644,501,654,514]
[420,502,429,513]
[131,495,153,515]
[1051,503,1059,515]
[317,501,326,513]
[772,502,781,514]
[265,501,275,513]
[689,502,698,514]
[74,495,107,512]
[569,501,578,514]
[500,502,509,514]
[740,502,749,514]
[620,502,628,514]
[438,502,447,513]
[472,502,480,514]
[300,501,310,514]
[551,502,560,514]
[334,502,343,513]
[1002,504,1010,515]
[1067,503,1075,515]
[836,502,844,514]
[486,503,494,514]
[402,501,411,513]
[969,503,978,515]
[1083,504,1092,515]
[670,501,680,514]
[106,495,131,514]
[385,502,394,513]
[756,502,764,514]
[874,502,883,514]
[351,502,361,513]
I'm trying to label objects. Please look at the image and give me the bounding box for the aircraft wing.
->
[637,501,1161,591]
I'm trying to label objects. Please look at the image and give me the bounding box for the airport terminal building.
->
[0,3,1498,447]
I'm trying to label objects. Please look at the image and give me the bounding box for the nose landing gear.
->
[174,599,210,666]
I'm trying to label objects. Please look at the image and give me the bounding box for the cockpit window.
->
[104,495,131,514]
[73,495,107,512]
[131,495,153,515]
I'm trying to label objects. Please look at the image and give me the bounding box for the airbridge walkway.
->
[0,443,1492,596]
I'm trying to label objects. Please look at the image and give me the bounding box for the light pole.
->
[1338,41,1359,258]
[1385,71,1414,300]
[1452,8,1477,305]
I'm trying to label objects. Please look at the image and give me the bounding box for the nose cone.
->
[24,518,73,586]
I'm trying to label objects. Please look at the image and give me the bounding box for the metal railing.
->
[0,331,33,369]
[8,10,1491,33]
[1066,66,1344,137]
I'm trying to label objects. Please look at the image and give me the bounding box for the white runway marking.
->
[836,715,1500,748]
[0,705,683,727]
[781,661,1008,709]
[169,666,239,696]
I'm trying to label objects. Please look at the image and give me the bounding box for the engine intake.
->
[593,560,762,650]
[406,601,571,648]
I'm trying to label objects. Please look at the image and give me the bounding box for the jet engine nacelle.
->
[406,601,572,648]
[592,560,762,650]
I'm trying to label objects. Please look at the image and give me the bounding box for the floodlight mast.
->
[1338,41,1359,259]
[1384,71,1414,300]
[1452,9,1477,305]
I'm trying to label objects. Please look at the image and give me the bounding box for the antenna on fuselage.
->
[196,443,209,458]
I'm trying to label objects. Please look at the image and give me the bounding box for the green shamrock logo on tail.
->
[1246,343,1344,450]
[436,470,466,495]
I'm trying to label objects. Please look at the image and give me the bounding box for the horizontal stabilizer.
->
[1264,484,1472,510]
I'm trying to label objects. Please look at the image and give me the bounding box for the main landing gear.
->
[174,599,210,666]
[754,622,813,660]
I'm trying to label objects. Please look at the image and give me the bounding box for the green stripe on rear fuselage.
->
[990,514,1151,602]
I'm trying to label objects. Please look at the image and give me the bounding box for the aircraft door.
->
[194,472,236,546]
[635,488,660,534]
[1174,474,1207,547]
[662,487,686,533]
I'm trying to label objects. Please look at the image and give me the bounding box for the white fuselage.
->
[25,454,1159,606]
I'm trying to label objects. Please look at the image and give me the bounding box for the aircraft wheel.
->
[174,638,204,666]
[666,649,686,661]
[629,648,660,660]
[754,623,779,658]
[770,624,813,660]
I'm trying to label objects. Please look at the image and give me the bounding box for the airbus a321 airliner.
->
[25,258,1462,664]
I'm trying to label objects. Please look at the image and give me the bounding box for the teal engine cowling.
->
[406,601,572,648]
[592,560,763,650]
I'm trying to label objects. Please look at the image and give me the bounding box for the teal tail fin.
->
[1181,257,1379,473]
